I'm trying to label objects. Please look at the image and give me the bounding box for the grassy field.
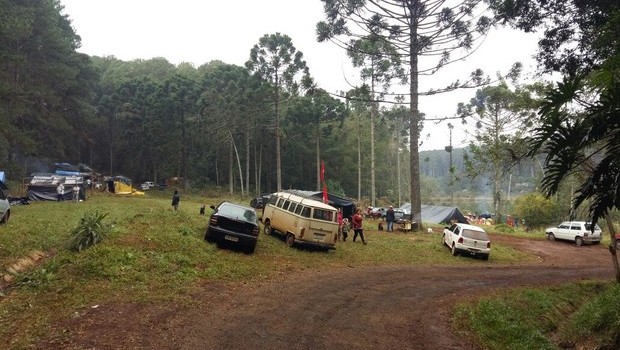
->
[0,191,617,349]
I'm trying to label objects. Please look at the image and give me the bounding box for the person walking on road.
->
[352,208,366,244]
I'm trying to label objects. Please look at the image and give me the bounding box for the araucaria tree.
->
[246,33,311,191]
[457,82,541,223]
[317,0,492,229]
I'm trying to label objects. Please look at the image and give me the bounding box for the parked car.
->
[204,202,260,254]
[399,202,411,215]
[250,193,271,209]
[139,181,155,191]
[368,207,386,219]
[443,223,491,260]
[545,221,602,246]
[0,180,10,224]
[382,208,405,221]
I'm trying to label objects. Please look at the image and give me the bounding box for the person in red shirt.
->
[352,208,367,244]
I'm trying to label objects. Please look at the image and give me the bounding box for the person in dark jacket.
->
[385,206,395,232]
[171,190,180,211]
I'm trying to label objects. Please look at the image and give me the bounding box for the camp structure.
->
[421,205,468,224]
[54,162,93,178]
[105,176,143,195]
[27,174,85,201]
[284,190,357,219]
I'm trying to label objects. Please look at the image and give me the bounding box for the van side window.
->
[571,225,581,230]
[301,207,311,218]
[294,204,303,215]
[276,198,285,208]
[313,209,334,222]
[268,195,278,205]
[283,200,291,211]
[289,203,298,213]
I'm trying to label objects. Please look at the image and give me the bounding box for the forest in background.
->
[2,0,618,228]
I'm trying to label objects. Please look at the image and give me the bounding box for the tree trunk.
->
[228,142,233,196]
[408,6,422,231]
[493,171,502,224]
[604,215,620,283]
[316,120,321,191]
[370,71,377,207]
[245,127,250,198]
[275,74,282,191]
[358,111,362,202]
[230,132,244,197]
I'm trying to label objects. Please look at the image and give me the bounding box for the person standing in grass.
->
[385,205,395,232]
[72,185,80,202]
[171,190,180,211]
[352,208,366,244]
[56,182,64,201]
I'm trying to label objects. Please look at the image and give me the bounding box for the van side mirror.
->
[210,205,216,210]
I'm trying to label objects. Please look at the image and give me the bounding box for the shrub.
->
[69,211,110,252]
[513,192,561,228]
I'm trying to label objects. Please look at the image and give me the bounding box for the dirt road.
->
[39,235,616,350]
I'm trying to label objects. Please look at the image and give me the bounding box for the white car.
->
[443,223,491,260]
[0,180,10,224]
[545,221,602,246]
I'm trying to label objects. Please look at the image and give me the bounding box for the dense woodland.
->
[1,1,619,232]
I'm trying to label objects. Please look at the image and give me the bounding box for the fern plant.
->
[69,211,110,252]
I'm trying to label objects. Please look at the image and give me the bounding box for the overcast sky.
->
[60,0,542,151]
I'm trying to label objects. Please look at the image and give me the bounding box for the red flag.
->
[320,160,325,182]
[323,183,328,203]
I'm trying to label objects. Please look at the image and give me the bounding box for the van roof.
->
[274,191,337,211]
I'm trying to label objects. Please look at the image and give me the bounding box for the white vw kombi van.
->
[262,191,338,249]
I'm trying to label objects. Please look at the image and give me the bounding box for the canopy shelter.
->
[27,174,85,201]
[421,205,468,224]
[54,162,93,177]
[284,190,357,220]
[105,175,141,195]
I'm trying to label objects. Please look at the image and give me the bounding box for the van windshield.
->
[313,208,335,222]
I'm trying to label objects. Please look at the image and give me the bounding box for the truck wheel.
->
[547,233,555,241]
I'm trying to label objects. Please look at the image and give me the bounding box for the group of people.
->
[56,182,82,202]
[337,208,366,244]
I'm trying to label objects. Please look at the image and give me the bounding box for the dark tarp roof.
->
[421,205,468,224]
[283,190,357,219]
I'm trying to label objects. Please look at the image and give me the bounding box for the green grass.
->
[452,282,620,350]
[0,192,600,348]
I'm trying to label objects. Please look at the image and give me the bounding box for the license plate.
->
[225,235,239,242]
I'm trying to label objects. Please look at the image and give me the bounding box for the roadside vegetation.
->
[453,282,620,350]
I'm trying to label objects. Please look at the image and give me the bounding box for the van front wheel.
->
[285,233,295,248]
